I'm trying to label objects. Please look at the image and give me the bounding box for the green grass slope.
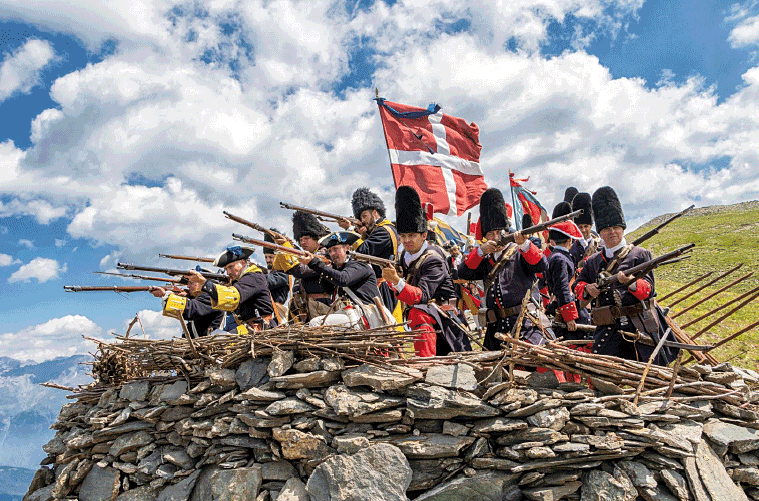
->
[627,201,759,370]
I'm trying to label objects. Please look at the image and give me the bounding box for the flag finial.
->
[375,87,379,98]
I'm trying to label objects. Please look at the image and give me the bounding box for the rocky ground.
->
[23,349,759,501]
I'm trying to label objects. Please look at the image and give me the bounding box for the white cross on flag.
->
[376,99,488,216]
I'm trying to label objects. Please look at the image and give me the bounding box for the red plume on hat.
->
[549,221,582,240]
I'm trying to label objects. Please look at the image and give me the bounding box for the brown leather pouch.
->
[591,306,616,326]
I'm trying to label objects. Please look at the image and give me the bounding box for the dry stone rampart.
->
[25,350,759,501]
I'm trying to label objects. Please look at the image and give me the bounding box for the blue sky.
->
[1,0,759,362]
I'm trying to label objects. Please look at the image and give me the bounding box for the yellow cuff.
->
[273,252,298,272]
[211,284,241,311]
[163,294,187,319]
[236,324,249,335]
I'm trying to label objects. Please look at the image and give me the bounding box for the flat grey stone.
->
[272,428,334,460]
[660,419,704,447]
[235,358,270,390]
[551,442,590,453]
[120,381,151,402]
[425,364,478,391]
[210,468,262,501]
[637,486,679,501]
[306,444,411,501]
[332,435,371,454]
[24,485,54,501]
[522,481,582,501]
[79,465,121,501]
[258,461,298,481]
[387,433,475,459]
[109,430,153,457]
[581,467,636,501]
[732,467,759,486]
[526,407,570,431]
[471,417,528,435]
[159,406,192,422]
[703,420,759,455]
[406,384,500,420]
[208,368,237,389]
[268,350,294,377]
[507,398,563,418]
[413,469,521,501]
[659,469,691,501]
[496,428,565,446]
[163,449,194,470]
[270,370,341,389]
[152,381,188,405]
[617,461,657,489]
[695,439,748,501]
[276,478,309,501]
[235,387,286,402]
[264,397,315,416]
[116,486,157,501]
[341,364,423,391]
[156,470,201,501]
[324,385,404,417]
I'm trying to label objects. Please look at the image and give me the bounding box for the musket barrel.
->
[279,202,360,225]
[497,209,583,245]
[232,234,308,257]
[64,285,155,292]
[117,263,227,281]
[158,254,215,263]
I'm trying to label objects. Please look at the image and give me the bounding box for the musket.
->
[632,204,695,247]
[279,202,360,227]
[552,322,597,333]
[595,243,695,290]
[117,263,228,281]
[232,234,309,258]
[64,285,162,293]
[94,271,186,284]
[223,211,299,247]
[495,209,583,246]
[347,251,400,270]
[158,254,215,263]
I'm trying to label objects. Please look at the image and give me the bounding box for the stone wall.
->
[24,351,759,501]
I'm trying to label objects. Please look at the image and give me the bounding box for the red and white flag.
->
[376,99,487,216]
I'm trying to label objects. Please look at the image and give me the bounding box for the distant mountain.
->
[0,355,92,471]
[0,466,35,501]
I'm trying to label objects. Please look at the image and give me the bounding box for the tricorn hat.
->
[552,201,572,219]
[563,187,579,204]
[592,186,626,231]
[571,192,593,226]
[479,188,511,236]
[351,187,386,219]
[214,245,255,268]
[319,231,361,249]
[263,228,282,255]
[292,211,330,241]
[395,186,428,234]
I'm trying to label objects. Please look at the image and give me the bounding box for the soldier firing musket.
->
[347,251,400,271]
[494,209,584,247]
[232,234,312,259]
[593,243,695,291]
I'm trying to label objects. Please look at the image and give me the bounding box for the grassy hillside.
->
[627,201,759,370]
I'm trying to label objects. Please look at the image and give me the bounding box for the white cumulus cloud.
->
[0,253,19,266]
[729,13,759,47]
[8,257,67,283]
[0,315,103,363]
[0,39,56,102]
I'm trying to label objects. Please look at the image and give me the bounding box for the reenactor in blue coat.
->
[575,186,677,365]
[458,188,547,351]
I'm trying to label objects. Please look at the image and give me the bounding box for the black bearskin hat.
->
[563,187,579,204]
[480,188,511,236]
[292,211,330,241]
[592,186,626,231]
[572,192,593,226]
[522,213,533,230]
[351,187,386,219]
[263,228,281,255]
[395,186,427,234]
[552,201,572,219]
